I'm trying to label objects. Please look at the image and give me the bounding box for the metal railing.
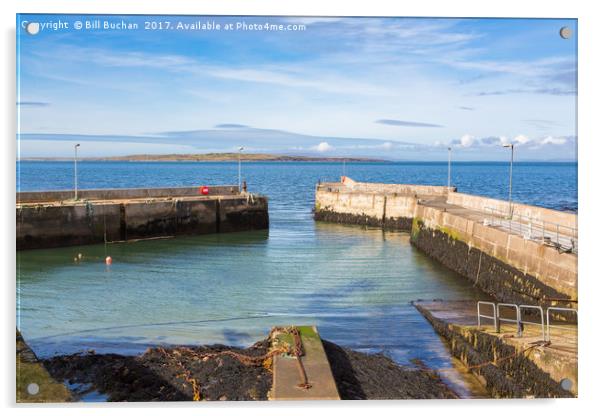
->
[477,301,498,332]
[519,305,545,341]
[546,307,578,342]
[496,303,522,336]
[476,301,577,343]
[483,206,577,254]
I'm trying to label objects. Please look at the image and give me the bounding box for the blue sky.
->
[17,15,577,160]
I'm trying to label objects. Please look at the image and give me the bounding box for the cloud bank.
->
[18,126,577,161]
[375,119,444,128]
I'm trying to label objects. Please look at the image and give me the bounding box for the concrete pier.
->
[17,186,269,250]
[414,300,577,398]
[270,326,340,401]
[314,177,577,308]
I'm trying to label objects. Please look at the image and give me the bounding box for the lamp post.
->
[447,147,452,188]
[503,143,514,217]
[74,143,80,200]
[343,158,346,178]
[238,146,244,192]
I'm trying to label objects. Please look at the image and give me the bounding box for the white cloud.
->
[440,56,574,78]
[39,46,393,97]
[312,142,335,152]
[206,66,392,96]
[514,134,530,144]
[540,136,568,145]
[449,134,572,150]
[460,134,475,147]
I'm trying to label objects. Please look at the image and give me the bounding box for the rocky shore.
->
[40,337,459,401]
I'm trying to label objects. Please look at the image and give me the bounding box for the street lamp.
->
[238,146,244,192]
[503,143,514,217]
[74,143,81,200]
[447,147,452,189]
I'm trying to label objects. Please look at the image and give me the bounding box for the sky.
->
[17,15,577,160]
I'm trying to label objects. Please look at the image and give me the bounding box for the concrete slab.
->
[17,330,72,403]
[415,300,577,355]
[270,326,340,401]
[420,198,577,254]
[17,190,269,250]
[415,300,577,396]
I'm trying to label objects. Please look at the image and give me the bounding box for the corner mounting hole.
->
[559,27,572,39]
[560,378,573,391]
[27,383,40,395]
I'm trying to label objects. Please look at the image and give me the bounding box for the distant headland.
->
[22,153,386,162]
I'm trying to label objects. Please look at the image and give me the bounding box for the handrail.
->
[483,206,577,253]
[519,305,545,341]
[496,303,522,336]
[484,206,577,237]
[546,307,578,342]
[477,301,498,332]
[476,301,577,343]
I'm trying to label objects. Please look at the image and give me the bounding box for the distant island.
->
[23,153,386,162]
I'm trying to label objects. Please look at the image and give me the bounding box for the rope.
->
[103,212,107,258]
[473,250,483,287]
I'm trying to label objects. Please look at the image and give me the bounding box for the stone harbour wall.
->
[17,190,268,250]
[314,179,577,306]
[415,302,576,398]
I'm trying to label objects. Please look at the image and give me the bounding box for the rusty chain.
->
[154,326,312,400]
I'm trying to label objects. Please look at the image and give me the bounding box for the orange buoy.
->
[105,256,113,265]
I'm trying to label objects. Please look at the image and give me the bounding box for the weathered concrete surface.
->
[17,203,123,250]
[315,177,451,231]
[17,330,72,403]
[341,176,452,195]
[270,326,340,401]
[314,178,577,306]
[414,301,577,398]
[17,189,268,250]
[447,192,577,233]
[17,186,239,203]
[313,209,413,230]
[411,202,577,306]
[218,196,269,233]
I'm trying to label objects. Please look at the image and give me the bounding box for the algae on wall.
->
[410,219,574,307]
[414,305,575,398]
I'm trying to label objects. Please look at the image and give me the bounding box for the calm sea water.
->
[16,161,577,397]
[17,161,577,211]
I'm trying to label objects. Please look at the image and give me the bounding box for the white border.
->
[3,1,601,414]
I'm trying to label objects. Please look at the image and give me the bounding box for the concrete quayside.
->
[315,177,577,308]
[17,185,269,250]
[414,300,577,398]
[314,177,578,397]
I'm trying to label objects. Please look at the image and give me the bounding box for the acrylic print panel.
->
[16,14,577,402]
